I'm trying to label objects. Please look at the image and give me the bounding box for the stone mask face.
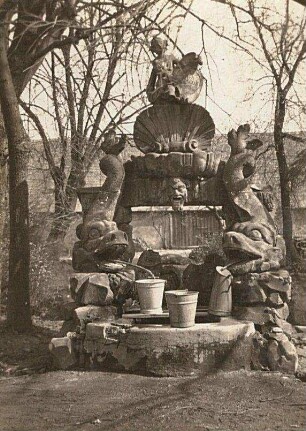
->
[168,178,188,211]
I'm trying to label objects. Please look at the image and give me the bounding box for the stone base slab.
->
[84,319,255,377]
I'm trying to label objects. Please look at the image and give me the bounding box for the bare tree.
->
[175,0,306,265]
[0,0,191,330]
[22,0,190,240]
[0,0,80,331]
[233,0,305,265]
[0,20,31,330]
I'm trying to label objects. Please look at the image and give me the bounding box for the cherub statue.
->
[147,36,203,105]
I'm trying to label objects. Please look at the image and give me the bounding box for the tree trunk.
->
[0,23,31,331]
[0,109,8,294]
[274,90,293,267]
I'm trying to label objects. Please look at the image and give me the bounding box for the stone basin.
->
[84,318,255,377]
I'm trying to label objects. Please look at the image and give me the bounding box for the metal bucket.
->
[135,279,166,314]
[208,266,233,317]
[165,290,199,328]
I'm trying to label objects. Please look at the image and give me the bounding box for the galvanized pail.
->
[165,290,199,328]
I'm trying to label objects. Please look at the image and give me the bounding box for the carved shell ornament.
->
[134,103,215,154]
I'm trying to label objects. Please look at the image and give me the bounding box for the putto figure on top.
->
[146,36,204,105]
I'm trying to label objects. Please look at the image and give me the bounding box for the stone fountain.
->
[50,37,297,376]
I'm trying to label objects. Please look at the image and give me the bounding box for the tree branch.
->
[282,132,306,143]
[20,100,58,180]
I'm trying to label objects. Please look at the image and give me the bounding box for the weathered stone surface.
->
[70,273,113,306]
[270,319,295,337]
[222,125,283,275]
[125,152,220,179]
[234,304,289,325]
[120,176,223,208]
[290,274,306,325]
[232,270,291,307]
[233,280,267,305]
[258,270,291,294]
[234,305,270,325]
[268,292,283,306]
[84,319,255,376]
[295,326,306,334]
[251,331,269,371]
[292,331,306,380]
[72,150,129,272]
[73,305,117,328]
[267,331,298,374]
[292,330,306,342]
[49,336,77,370]
[145,37,204,106]
[136,250,190,290]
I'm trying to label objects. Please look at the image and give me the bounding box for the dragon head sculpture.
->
[222,124,284,275]
[73,220,129,272]
[223,223,283,275]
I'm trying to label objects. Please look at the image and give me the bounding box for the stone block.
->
[49,336,77,370]
[268,292,283,306]
[271,318,295,337]
[267,331,298,374]
[233,281,267,305]
[258,270,291,294]
[73,305,117,328]
[234,303,289,325]
[294,326,306,335]
[234,305,270,325]
[70,273,113,306]
[290,274,306,325]
[233,270,291,307]
[84,319,255,376]
[251,331,269,370]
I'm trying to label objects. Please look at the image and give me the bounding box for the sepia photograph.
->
[0,0,305,430]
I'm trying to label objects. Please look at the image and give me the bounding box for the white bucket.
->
[135,279,166,314]
[165,290,199,328]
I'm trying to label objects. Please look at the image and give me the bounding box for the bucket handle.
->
[111,260,156,279]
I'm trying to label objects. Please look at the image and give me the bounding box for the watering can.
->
[208,266,233,317]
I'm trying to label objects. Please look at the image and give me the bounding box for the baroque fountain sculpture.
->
[50,36,297,375]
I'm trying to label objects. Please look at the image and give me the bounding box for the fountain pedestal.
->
[84,319,255,377]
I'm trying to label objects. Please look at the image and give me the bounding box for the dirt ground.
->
[0,318,62,376]
[0,369,305,431]
[0,320,305,431]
